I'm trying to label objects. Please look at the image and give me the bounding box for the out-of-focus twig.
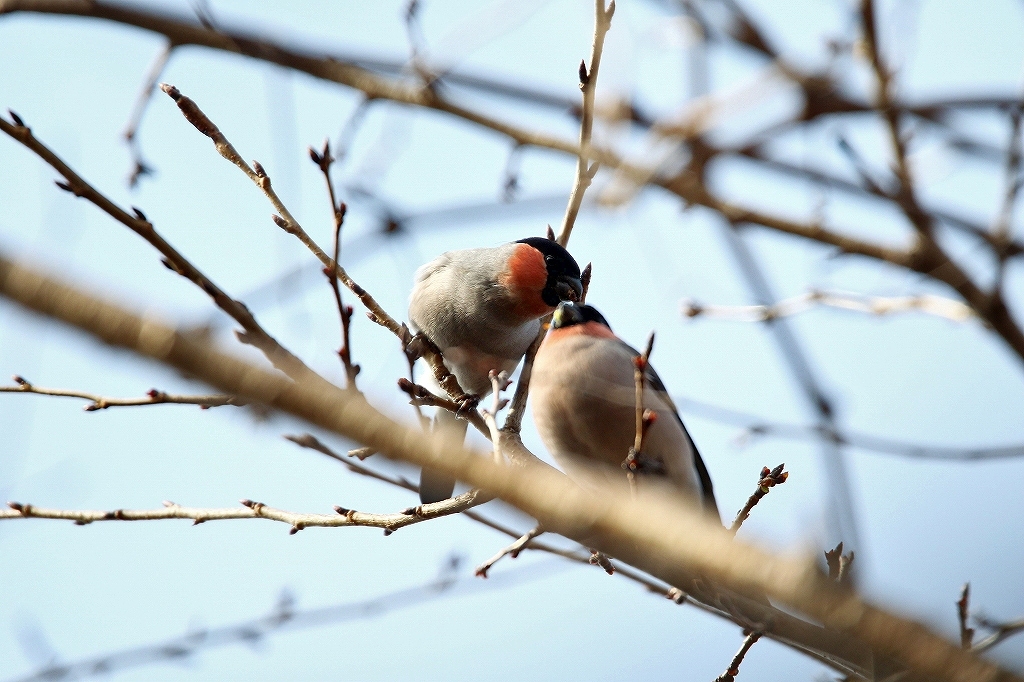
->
[957,583,975,649]
[824,542,855,585]
[973,615,1024,654]
[122,41,173,187]
[4,251,1020,682]
[682,290,976,324]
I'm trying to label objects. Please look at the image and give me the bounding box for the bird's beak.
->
[555,275,584,303]
[551,301,583,329]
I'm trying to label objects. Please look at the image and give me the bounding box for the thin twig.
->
[973,615,1024,653]
[0,111,315,381]
[122,41,174,187]
[482,370,512,463]
[0,376,242,411]
[7,559,563,682]
[475,525,545,577]
[396,379,489,437]
[310,140,359,389]
[158,84,471,402]
[823,542,855,584]
[958,583,975,649]
[713,631,763,682]
[681,290,977,324]
[0,495,483,535]
[556,0,614,247]
[622,332,656,494]
[729,464,788,535]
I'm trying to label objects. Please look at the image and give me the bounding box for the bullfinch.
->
[409,237,583,503]
[530,302,720,520]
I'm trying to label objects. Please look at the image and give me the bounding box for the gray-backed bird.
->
[409,237,583,503]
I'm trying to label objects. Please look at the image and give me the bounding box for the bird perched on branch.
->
[530,302,720,520]
[409,237,583,503]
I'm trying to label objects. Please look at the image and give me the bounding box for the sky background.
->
[2,0,1024,680]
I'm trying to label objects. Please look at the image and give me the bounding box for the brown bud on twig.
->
[8,109,25,127]
[578,59,590,87]
[546,224,556,241]
[131,206,148,222]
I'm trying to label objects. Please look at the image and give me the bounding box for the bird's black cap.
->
[551,301,611,330]
[516,237,583,306]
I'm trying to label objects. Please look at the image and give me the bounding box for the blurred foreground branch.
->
[1,247,1020,682]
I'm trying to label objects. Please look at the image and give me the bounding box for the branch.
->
[713,632,763,682]
[122,41,173,187]
[729,464,788,535]
[556,0,614,247]
[309,140,359,390]
[3,250,1021,682]
[1,491,485,535]
[396,378,489,437]
[622,332,656,492]
[158,84,471,404]
[974,616,1024,654]
[6,559,563,682]
[682,290,977,324]
[958,583,975,649]
[0,376,241,411]
[0,110,316,382]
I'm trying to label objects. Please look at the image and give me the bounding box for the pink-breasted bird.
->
[409,237,583,503]
[530,302,720,520]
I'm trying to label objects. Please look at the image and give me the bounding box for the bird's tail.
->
[419,408,468,504]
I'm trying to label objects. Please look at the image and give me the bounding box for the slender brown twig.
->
[309,140,359,389]
[122,41,173,187]
[1,493,484,536]
[396,379,489,437]
[713,631,763,682]
[729,464,788,535]
[158,83,472,403]
[475,524,545,577]
[556,0,613,247]
[0,110,315,382]
[958,583,975,649]
[622,332,656,494]
[0,376,242,411]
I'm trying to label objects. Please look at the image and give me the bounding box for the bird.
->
[530,301,720,520]
[409,236,583,503]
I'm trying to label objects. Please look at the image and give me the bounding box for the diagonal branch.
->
[0,111,316,382]
[4,249,1023,682]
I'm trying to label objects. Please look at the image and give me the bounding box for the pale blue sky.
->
[2,1,1023,679]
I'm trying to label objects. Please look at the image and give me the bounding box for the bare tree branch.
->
[729,464,788,535]
[0,376,241,411]
[3,248,1021,682]
[0,111,316,383]
[682,290,976,324]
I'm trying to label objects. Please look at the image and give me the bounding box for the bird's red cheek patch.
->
[501,243,550,317]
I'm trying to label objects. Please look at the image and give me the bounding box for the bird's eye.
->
[545,255,554,261]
